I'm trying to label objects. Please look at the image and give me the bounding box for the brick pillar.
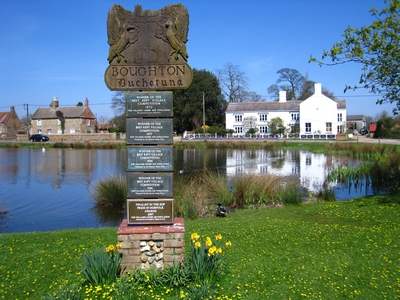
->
[117,218,185,272]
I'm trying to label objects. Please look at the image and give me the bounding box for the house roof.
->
[347,114,366,121]
[0,112,10,124]
[32,106,95,119]
[226,99,346,112]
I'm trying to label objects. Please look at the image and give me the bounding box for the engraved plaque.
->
[127,119,173,144]
[126,92,173,117]
[127,173,173,198]
[127,146,173,171]
[127,199,173,225]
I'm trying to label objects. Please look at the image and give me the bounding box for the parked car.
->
[30,134,50,142]
[360,126,369,135]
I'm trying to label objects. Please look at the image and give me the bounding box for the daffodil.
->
[195,241,201,249]
[205,237,213,247]
[225,241,232,247]
[191,232,200,242]
[215,234,223,240]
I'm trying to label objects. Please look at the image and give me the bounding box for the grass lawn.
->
[1,194,399,299]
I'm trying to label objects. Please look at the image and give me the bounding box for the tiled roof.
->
[32,107,95,119]
[0,112,10,124]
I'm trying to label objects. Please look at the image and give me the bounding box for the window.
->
[337,126,341,134]
[338,113,342,122]
[234,115,243,122]
[37,119,42,126]
[259,126,267,133]
[259,114,267,122]
[234,126,243,134]
[87,119,90,125]
[305,123,311,133]
[58,129,62,134]
[291,113,299,120]
[326,122,332,132]
[70,128,75,134]
[37,129,42,134]
[58,119,61,125]
[47,129,51,134]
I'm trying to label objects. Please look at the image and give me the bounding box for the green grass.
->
[1,194,399,299]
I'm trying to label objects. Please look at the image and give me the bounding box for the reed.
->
[91,174,126,209]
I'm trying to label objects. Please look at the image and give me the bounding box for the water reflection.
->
[0,147,369,233]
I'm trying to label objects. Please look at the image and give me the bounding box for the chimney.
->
[314,83,322,95]
[279,91,287,103]
[85,97,89,107]
[10,106,15,111]
[50,97,59,109]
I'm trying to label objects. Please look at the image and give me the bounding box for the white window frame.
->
[338,113,342,122]
[326,122,332,133]
[234,115,243,122]
[37,119,42,126]
[305,123,311,133]
[234,126,243,134]
[259,126,267,133]
[291,113,299,121]
[47,129,51,135]
[259,114,267,122]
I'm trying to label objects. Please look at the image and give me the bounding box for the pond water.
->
[0,148,373,233]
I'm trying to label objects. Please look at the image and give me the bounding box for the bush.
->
[80,244,122,286]
[91,175,126,209]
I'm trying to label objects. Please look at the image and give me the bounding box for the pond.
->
[0,148,373,233]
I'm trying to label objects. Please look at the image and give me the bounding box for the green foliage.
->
[278,182,304,205]
[268,117,285,135]
[80,244,121,286]
[187,233,230,285]
[91,174,126,209]
[173,69,225,134]
[310,0,400,114]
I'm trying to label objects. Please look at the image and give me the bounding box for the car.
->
[360,126,369,135]
[30,134,50,142]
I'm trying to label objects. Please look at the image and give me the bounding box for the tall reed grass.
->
[91,174,126,209]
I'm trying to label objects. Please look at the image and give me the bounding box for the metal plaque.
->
[127,172,173,198]
[127,146,173,171]
[126,92,173,117]
[127,119,173,144]
[127,199,173,225]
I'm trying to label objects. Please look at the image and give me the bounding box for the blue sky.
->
[0,0,396,121]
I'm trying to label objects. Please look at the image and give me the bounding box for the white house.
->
[225,83,347,138]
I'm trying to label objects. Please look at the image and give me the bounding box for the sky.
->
[0,0,396,121]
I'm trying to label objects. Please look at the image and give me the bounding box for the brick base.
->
[117,218,185,272]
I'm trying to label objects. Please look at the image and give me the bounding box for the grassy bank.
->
[1,193,399,299]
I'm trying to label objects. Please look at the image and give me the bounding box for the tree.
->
[76,102,83,106]
[267,68,305,100]
[268,117,285,136]
[173,69,225,134]
[216,62,249,102]
[20,114,32,127]
[309,0,400,114]
[110,90,126,115]
[242,116,258,135]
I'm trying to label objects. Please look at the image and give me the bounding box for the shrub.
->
[278,181,303,205]
[80,243,122,286]
[91,175,126,209]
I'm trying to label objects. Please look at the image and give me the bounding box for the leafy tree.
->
[76,102,83,106]
[242,116,258,135]
[173,69,225,134]
[309,0,400,114]
[216,62,249,102]
[109,114,126,133]
[268,117,285,136]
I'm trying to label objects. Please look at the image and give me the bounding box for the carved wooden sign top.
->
[105,4,193,91]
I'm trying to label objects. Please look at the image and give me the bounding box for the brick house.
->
[0,106,25,138]
[31,97,96,135]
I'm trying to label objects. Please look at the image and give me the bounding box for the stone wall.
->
[16,133,126,141]
[117,218,185,272]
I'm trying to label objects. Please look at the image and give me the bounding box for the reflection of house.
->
[346,115,366,131]
[225,83,347,136]
[31,97,96,135]
[0,106,25,138]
